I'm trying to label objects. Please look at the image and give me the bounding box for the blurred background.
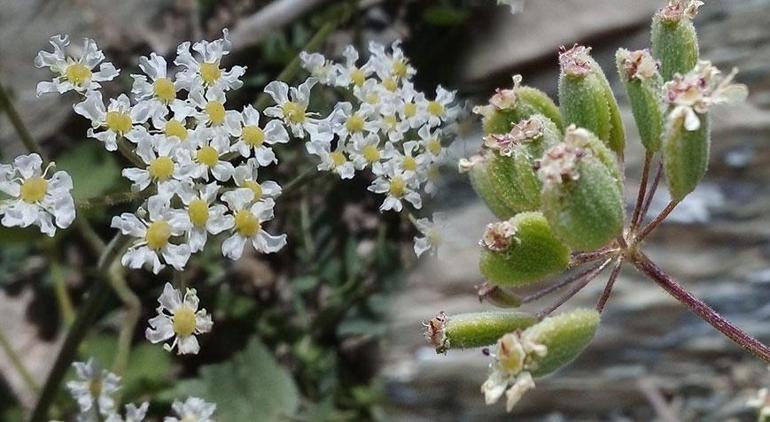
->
[1,0,770,421]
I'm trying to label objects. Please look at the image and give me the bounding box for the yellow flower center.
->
[428,138,442,155]
[199,62,222,85]
[350,68,365,87]
[234,210,260,237]
[382,78,398,92]
[281,101,306,123]
[88,378,102,398]
[362,145,380,163]
[384,115,398,129]
[345,115,365,133]
[389,176,406,197]
[365,93,380,105]
[403,156,418,172]
[242,126,265,147]
[205,101,225,125]
[330,151,347,168]
[148,156,175,181]
[393,60,408,78]
[196,146,219,167]
[243,180,263,200]
[105,111,132,134]
[145,220,171,250]
[164,120,188,141]
[20,177,48,203]
[172,306,197,337]
[403,102,417,118]
[65,63,92,86]
[188,199,209,228]
[427,101,445,116]
[153,78,176,102]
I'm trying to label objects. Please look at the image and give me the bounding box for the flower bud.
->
[525,308,600,377]
[558,45,625,155]
[425,310,538,353]
[539,142,624,251]
[616,48,665,152]
[651,0,703,81]
[479,212,571,287]
[474,75,563,135]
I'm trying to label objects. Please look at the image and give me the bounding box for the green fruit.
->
[651,11,699,81]
[479,212,571,287]
[467,152,518,219]
[541,150,624,251]
[526,308,600,377]
[427,311,538,353]
[480,76,564,135]
[487,151,542,214]
[663,112,710,201]
[616,49,665,152]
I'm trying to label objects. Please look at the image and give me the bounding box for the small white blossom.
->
[332,45,372,88]
[66,359,120,417]
[122,137,191,193]
[174,29,245,93]
[233,158,283,201]
[230,105,289,163]
[300,51,337,85]
[34,34,119,95]
[413,213,447,258]
[481,332,547,412]
[179,139,235,182]
[146,282,213,355]
[131,53,183,127]
[164,397,216,422]
[104,402,149,422]
[264,78,333,143]
[111,194,192,274]
[368,163,422,212]
[177,182,233,253]
[0,154,75,236]
[74,91,146,151]
[221,188,286,260]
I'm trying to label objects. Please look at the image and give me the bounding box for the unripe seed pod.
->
[477,282,523,308]
[479,212,571,287]
[475,75,564,135]
[425,311,538,353]
[525,308,600,377]
[616,48,665,152]
[663,112,710,201]
[558,45,625,155]
[461,153,517,219]
[651,0,702,81]
[539,142,624,251]
[562,125,622,188]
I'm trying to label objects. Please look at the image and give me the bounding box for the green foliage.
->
[173,338,299,422]
[56,142,122,201]
[479,212,571,287]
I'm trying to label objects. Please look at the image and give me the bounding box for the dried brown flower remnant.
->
[480,220,518,252]
[559,45,593,77]
[619,49,660,81]
[484,117,543,157]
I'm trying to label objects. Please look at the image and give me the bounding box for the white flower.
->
[66,359,121,416]
[384,140,430,180]
[332,45,372,88]
[299,51,338,85]
[74,91,146,151]
[149,101,204,148]
[349,133,388,172]
[187,86,240,145]
[264,78,333,142]
[177,182,233,253]
[369,40,415,82]
[104,402,149,422]
[34,34,119,95]
[179,139,235,182]
[174,29,245,93]
[233,158,283,201]
[417,125,446,159]
[665,61,748,131]
[164,397,216,422]
[397,81,429,129]
[413,213,447,258]
[131,53,183,127]
[146,283,213,355]
[221,189,286,260]
[122,137,190,193]
[481,332,547,413]
[316,147,356,179]
[425,85,457,128]
[111,194,192,274]
[368,163,422,212]
[230,105,289,163]
[353,78,388,110]
[0,154,75,236]
[330,102,378,144]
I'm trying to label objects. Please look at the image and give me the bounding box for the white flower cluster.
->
[0,153,75,236]
[66,359,215,422]
[35,30,287,275]
[296,41,460,214]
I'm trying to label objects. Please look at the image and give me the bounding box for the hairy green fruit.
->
[425,311,538,353]
[539,143,624,251]
[663,112,710,201]
[465,152,518,219]
[558,45,625,155]
[487,151,542,214]
[616,49,665,152]
[479,212,571,287]
[651,5,699,81]
[526,308,600,377]
[477,75,564,135]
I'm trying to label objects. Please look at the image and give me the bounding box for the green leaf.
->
[56,142,122,200]
[423,6,468,26]
[173,338,299,422]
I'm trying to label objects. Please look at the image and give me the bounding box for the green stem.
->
[49,250,76,326]
[77,190,146,209]
[0,81,45,158]
[106,262,139,376]
[115,138,145,168]
[27,234,130,422]
[0,324,40,395]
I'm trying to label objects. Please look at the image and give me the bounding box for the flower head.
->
[174,29,245,93]
[220,188,287,260]
[34,34,119,95]
[164,397,216,422]
[66,359,121,417]
[146,282,213,355]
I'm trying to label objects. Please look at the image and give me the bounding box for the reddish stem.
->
[631,152,653,231]
[537,258,613,318]
[524,259,609,304]
[636,200,678,242]
[632,252,770,363]
[639,160,663,225]
[596,259,624,312]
